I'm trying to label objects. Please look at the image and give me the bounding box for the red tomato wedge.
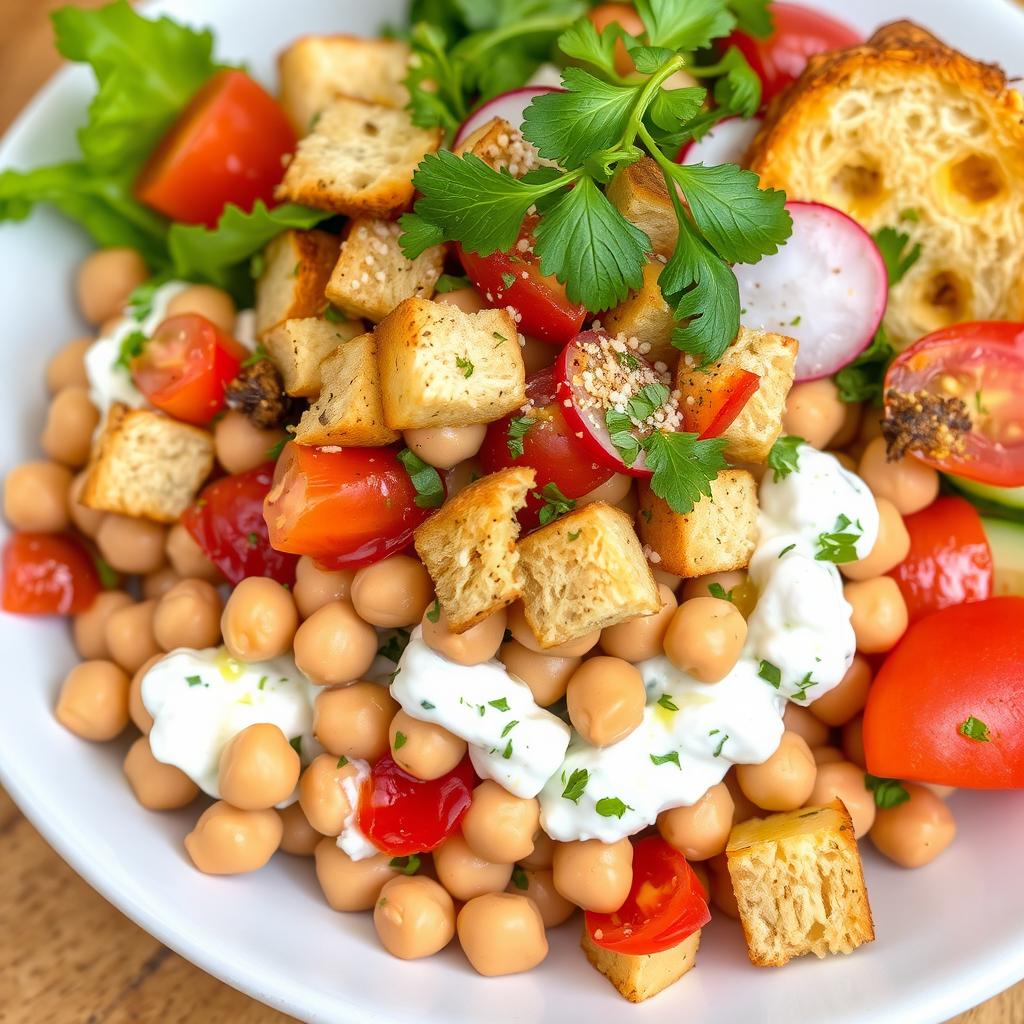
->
[863,597,1024,789]
[183,463,298,585]
[586,837,710,955]
[884,322,1024,487]
[136,69,296,227]
[889,496,992,624]
[2,532,100,615]
[357,754,476,855]
[680,366,760,439]
[131,314,247,426]
[264,444,439,570]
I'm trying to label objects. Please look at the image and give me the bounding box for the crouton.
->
[517,502,660,648]
[325,218,445,323]
[454,117,542,178]
[293,333,398,447]
[414,468,535,632]
[676,327,797,464]
[81,404,214,524]
[638,470,758,578]
[581,927,701,1003]
[606,157,677,259]
[254,229,340,339]
[264,316,365,398]
[747,21,1024,349]
[376,297,526,430]
[727,799,875,967]
[276,99,442,218]
[278,35,410,135]
[600,260,678,367]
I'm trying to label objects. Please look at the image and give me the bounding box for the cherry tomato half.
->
[183,463,298,586]
[357,754,477,856]
[681,366,761,439]
[586,836,710,956]
[136,69,296,227]
[1,532,100,616]
[863,597,1024,789]
[884,322,1024,488]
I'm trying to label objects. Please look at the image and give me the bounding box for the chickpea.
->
[165,523,221,582]
[813,745,845,765]
[858,437,939,515]
[458,893,548,976]
[41,388,99,468]
[829,450,857,473]
[782,704,830,749]
[507,868,575,928]
[870,783,956,868]
[680,570,757,618]
[811,655,871,727]
[782,378,847,450]
[577,473,632,508]
[185,801,282,875]
[75,248,148,325]
[724,770,761,826]
[165,284,236,332]
[129,655,160,734]
[706,854,740,919]
[831,400,862,449]
[213,410,286,475]
[422,604,505,666]
[68,471,105,538]
[388,710,466,781]
[566,656,646,747]
[123,736,199,811]
[600,583,677,662]
[499,641,579,707]
[691,861,710,900]
[617,488,639,518]
[402,425,486,470]
[444,458,481,498]
[462,781,540,864]
[298,753,363,836]
[350,555,433,629]
[218,723,301,810]
[844,576,908,654]
[652,568,682,590]
[507,602,598,658]
[314,682,398,762]
[46,336,92,393]
[3,461,72,532]
[736,732,817,811]
[293,601,379,685]
[806,761,876,838]
[73,590,133,660]
[657,783,734,861]
[55,660,130,741]
[96,514,166,575]
[142,566,181,600]
[153,578,223,651]
[841,715,866,769]
[520,829,555,871]
[277,802,321,857]
[374,875,455,960]
[105,598,160,673]
[434,288,484,314]
[433,834,513,901]
[924,783,956,800]
[842,498,910,581]
[552,838,633,913]
[663,597,747,682]
[221,577,298,662]
[316,838,399,909]
[293,556,353,619]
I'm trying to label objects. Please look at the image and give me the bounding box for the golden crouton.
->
[414,467,535,632]
[581,927,701,1003]
[676,327,797,464]
[293,333,398,447]
[278,34,410,134]
[81,404,213,524]
[454,117,542,178]
[376,297,526,430]
[606,157,677,259]
[325,218,445,323]
[600,260,678,367]
[254,229,340,339]
[264,316,364,398]
[276,99,442,218]
[517,502,660,648]
[727,799,875,967]
[638,470,758,578]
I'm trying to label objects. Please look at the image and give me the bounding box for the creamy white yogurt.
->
[336,757,381,861]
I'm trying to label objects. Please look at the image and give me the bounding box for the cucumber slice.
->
[981,518,1024,597]
[949,474,1024,511]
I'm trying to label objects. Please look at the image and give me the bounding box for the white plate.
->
[1,1,1023,1022]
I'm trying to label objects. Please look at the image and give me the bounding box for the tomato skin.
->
[2,532,100,615]
[586,837,710,955]
[183,463,298,585]
[681,367,761,439]
[357,754,477,855]
[889,496,992,624]
[863,597,1024,788]
[136,69,296,227]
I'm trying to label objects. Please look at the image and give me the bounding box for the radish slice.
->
[733,200,888,381]
[453,87,560,149]
[676,116,763,167]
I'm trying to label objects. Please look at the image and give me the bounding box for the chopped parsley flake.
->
[389,854,421,875]
[336,756,349,769]
[533,482,575,526]
[511,865,529,890]
[289,736,303,756]
[595,797,632,819]
[650,751,681,769]
[456,354,474,378]
[246,531,259,548]
[568,530,581,541]
[767,435,803,482]
[864,773,910,808]
[792,672,818,702]
[501,271,517,289]
[778,543,796,558]
[815,513,862,564]
[959,716,991,742]
[501,740,513,759]
[501,720,519,738]
[708,582,733,602]
[758,660,781,688]
[426,599,441,623]
[657,693,679,712]
[378,628,411,663]
[561,768,589,804]
[489,698,510,712]
[506,416,534,459]
[394,731,408,750]
[711,733,729,758]
[185,675,203,688]
[420,700,435,710]
[396,448,445,509]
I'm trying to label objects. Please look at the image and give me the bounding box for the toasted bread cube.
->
[414,468,535,632]
[278,35,410,134]
[254,229,340,339]
[727,799,875,967]
[326,218,445,323]
[81,404,213,524]
[293,333,398,447]
[454,117,542,178]
[676,327,798,464]
[264,316,365,398]
[607,157,677,259]
[581,927,701,1003]
[517,502,660,648]
[276,99,442,218]
[376,297,526,429]
[601,261,678,367]
[638,470,757,578]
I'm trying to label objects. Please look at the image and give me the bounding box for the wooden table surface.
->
[0,2,1021,1022]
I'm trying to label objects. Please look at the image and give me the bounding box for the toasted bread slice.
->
[454,117,543,178]
[606,157,677,259]
[581,927,701,1003]
[254,229,340,339]
[600,260,678,368]
[264,316,365,398]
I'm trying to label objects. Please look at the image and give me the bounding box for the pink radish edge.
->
[676,115,763,166]
[453,87,561,149]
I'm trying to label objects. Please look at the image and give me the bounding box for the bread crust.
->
[264,316,364,398]
[581,927,701,1002]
